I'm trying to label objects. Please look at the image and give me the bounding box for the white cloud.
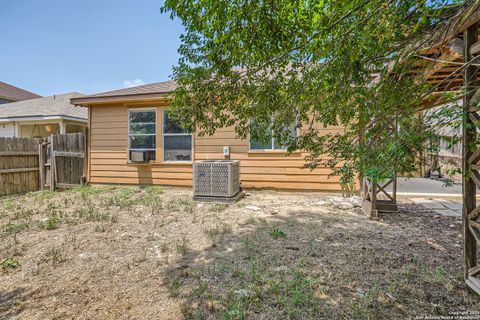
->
[122,79,146,88]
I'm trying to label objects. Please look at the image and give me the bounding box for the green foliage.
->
[105,188,138,208]
[1,258,20,270]
[211,203,228,212]
[40,214,60,230]
[71,184,103,200]
[144,185,164,194]
[161,0,464,186]
[3,222,28,235]
[269,228,287,239]
[338,163,356,197]
[41,246,66,265]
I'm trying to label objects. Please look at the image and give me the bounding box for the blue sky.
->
[1,0,183,96]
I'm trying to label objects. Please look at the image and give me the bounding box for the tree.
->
[161,0,466,192]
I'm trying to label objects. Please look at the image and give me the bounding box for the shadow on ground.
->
[0,287,28,320]
[161,204,478,319]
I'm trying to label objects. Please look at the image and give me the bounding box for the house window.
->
[128,109,156,161]
[163,110,192,161]
[249,121,297,150]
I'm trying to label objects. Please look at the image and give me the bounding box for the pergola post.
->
[463,22,480,293]
[361,118,398,219]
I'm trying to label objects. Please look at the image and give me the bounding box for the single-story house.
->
[0,93,87,138]
[0,81,41,104]
[71,81,343,191]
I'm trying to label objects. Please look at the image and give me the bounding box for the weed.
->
[110,214,119,223]
[47,202,59,210]
[363,284,380,306]
[147,195,163,215]
[13,208,33,221]
[160,243,169,253]
[165,199,180,212]
[168,277,183,298]
[269,228,287,239]
[110,188,137,208]
[74,200,110,222]
[41,246,66,265]
[179,302,193,318]
[191,211,199,223]
[71,184,103,202]
[222,299,246,320]
[211,203,228,212]
[434,265,447,280]
[178,196,196,214]
[241,237,259,259]
[40,213,59,230]
[1,258,20,270]
[175,234,189,255]
[3,222,28,235]
[163,195,195,213]
[3,200,15,211]
[28,190,55,201]
[204,223,232,245]
[94,224,106,232]
[144,185,164,194]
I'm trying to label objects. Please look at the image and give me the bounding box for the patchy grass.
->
[0,186,479,319]
[269,228,287,239]
[1,258,20,270]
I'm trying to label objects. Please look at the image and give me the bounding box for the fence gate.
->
[40,132,87,191]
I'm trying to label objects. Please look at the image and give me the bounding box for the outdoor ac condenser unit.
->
[193,160,240,198]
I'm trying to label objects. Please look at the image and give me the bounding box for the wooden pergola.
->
[362,4,480,294]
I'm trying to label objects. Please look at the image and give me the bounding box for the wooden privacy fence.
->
[0,133,87,197]
[0,138,40,196]
[40,132,87,191]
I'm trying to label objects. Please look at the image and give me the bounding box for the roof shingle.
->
[0,93,87,121]
[89,80,177,98]
[0,81,41,102]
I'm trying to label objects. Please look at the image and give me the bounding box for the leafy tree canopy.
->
[161,0,466,190]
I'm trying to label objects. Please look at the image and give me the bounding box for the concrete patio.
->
[387,177,463,217]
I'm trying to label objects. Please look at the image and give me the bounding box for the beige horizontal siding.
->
[88,103,347,191]
[90,177,192,186]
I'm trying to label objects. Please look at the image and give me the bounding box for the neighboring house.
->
[0,93,87,138]
[423,102,462,180]
[71,81,343,191]
[0,81,40,104]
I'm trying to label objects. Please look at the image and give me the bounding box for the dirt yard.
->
[0,185,479,319]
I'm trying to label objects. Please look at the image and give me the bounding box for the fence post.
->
[49,134,55,192]
[370,179,379,219]
[82,129,88,184]
[38,139,45,190]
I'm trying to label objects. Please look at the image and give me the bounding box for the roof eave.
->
[71,92,175,106]
[0,115,88,123]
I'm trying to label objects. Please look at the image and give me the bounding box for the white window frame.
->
[162,109,192,162]
[248,120,298,151]
[128,108,157,162]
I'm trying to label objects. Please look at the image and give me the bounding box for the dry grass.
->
[0,185,479,319]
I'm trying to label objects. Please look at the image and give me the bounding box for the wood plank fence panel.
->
[50,133,86,189]
[0,137,40,196]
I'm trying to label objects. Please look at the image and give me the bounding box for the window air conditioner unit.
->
[193,160,241,198]
[131,151,150,163]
